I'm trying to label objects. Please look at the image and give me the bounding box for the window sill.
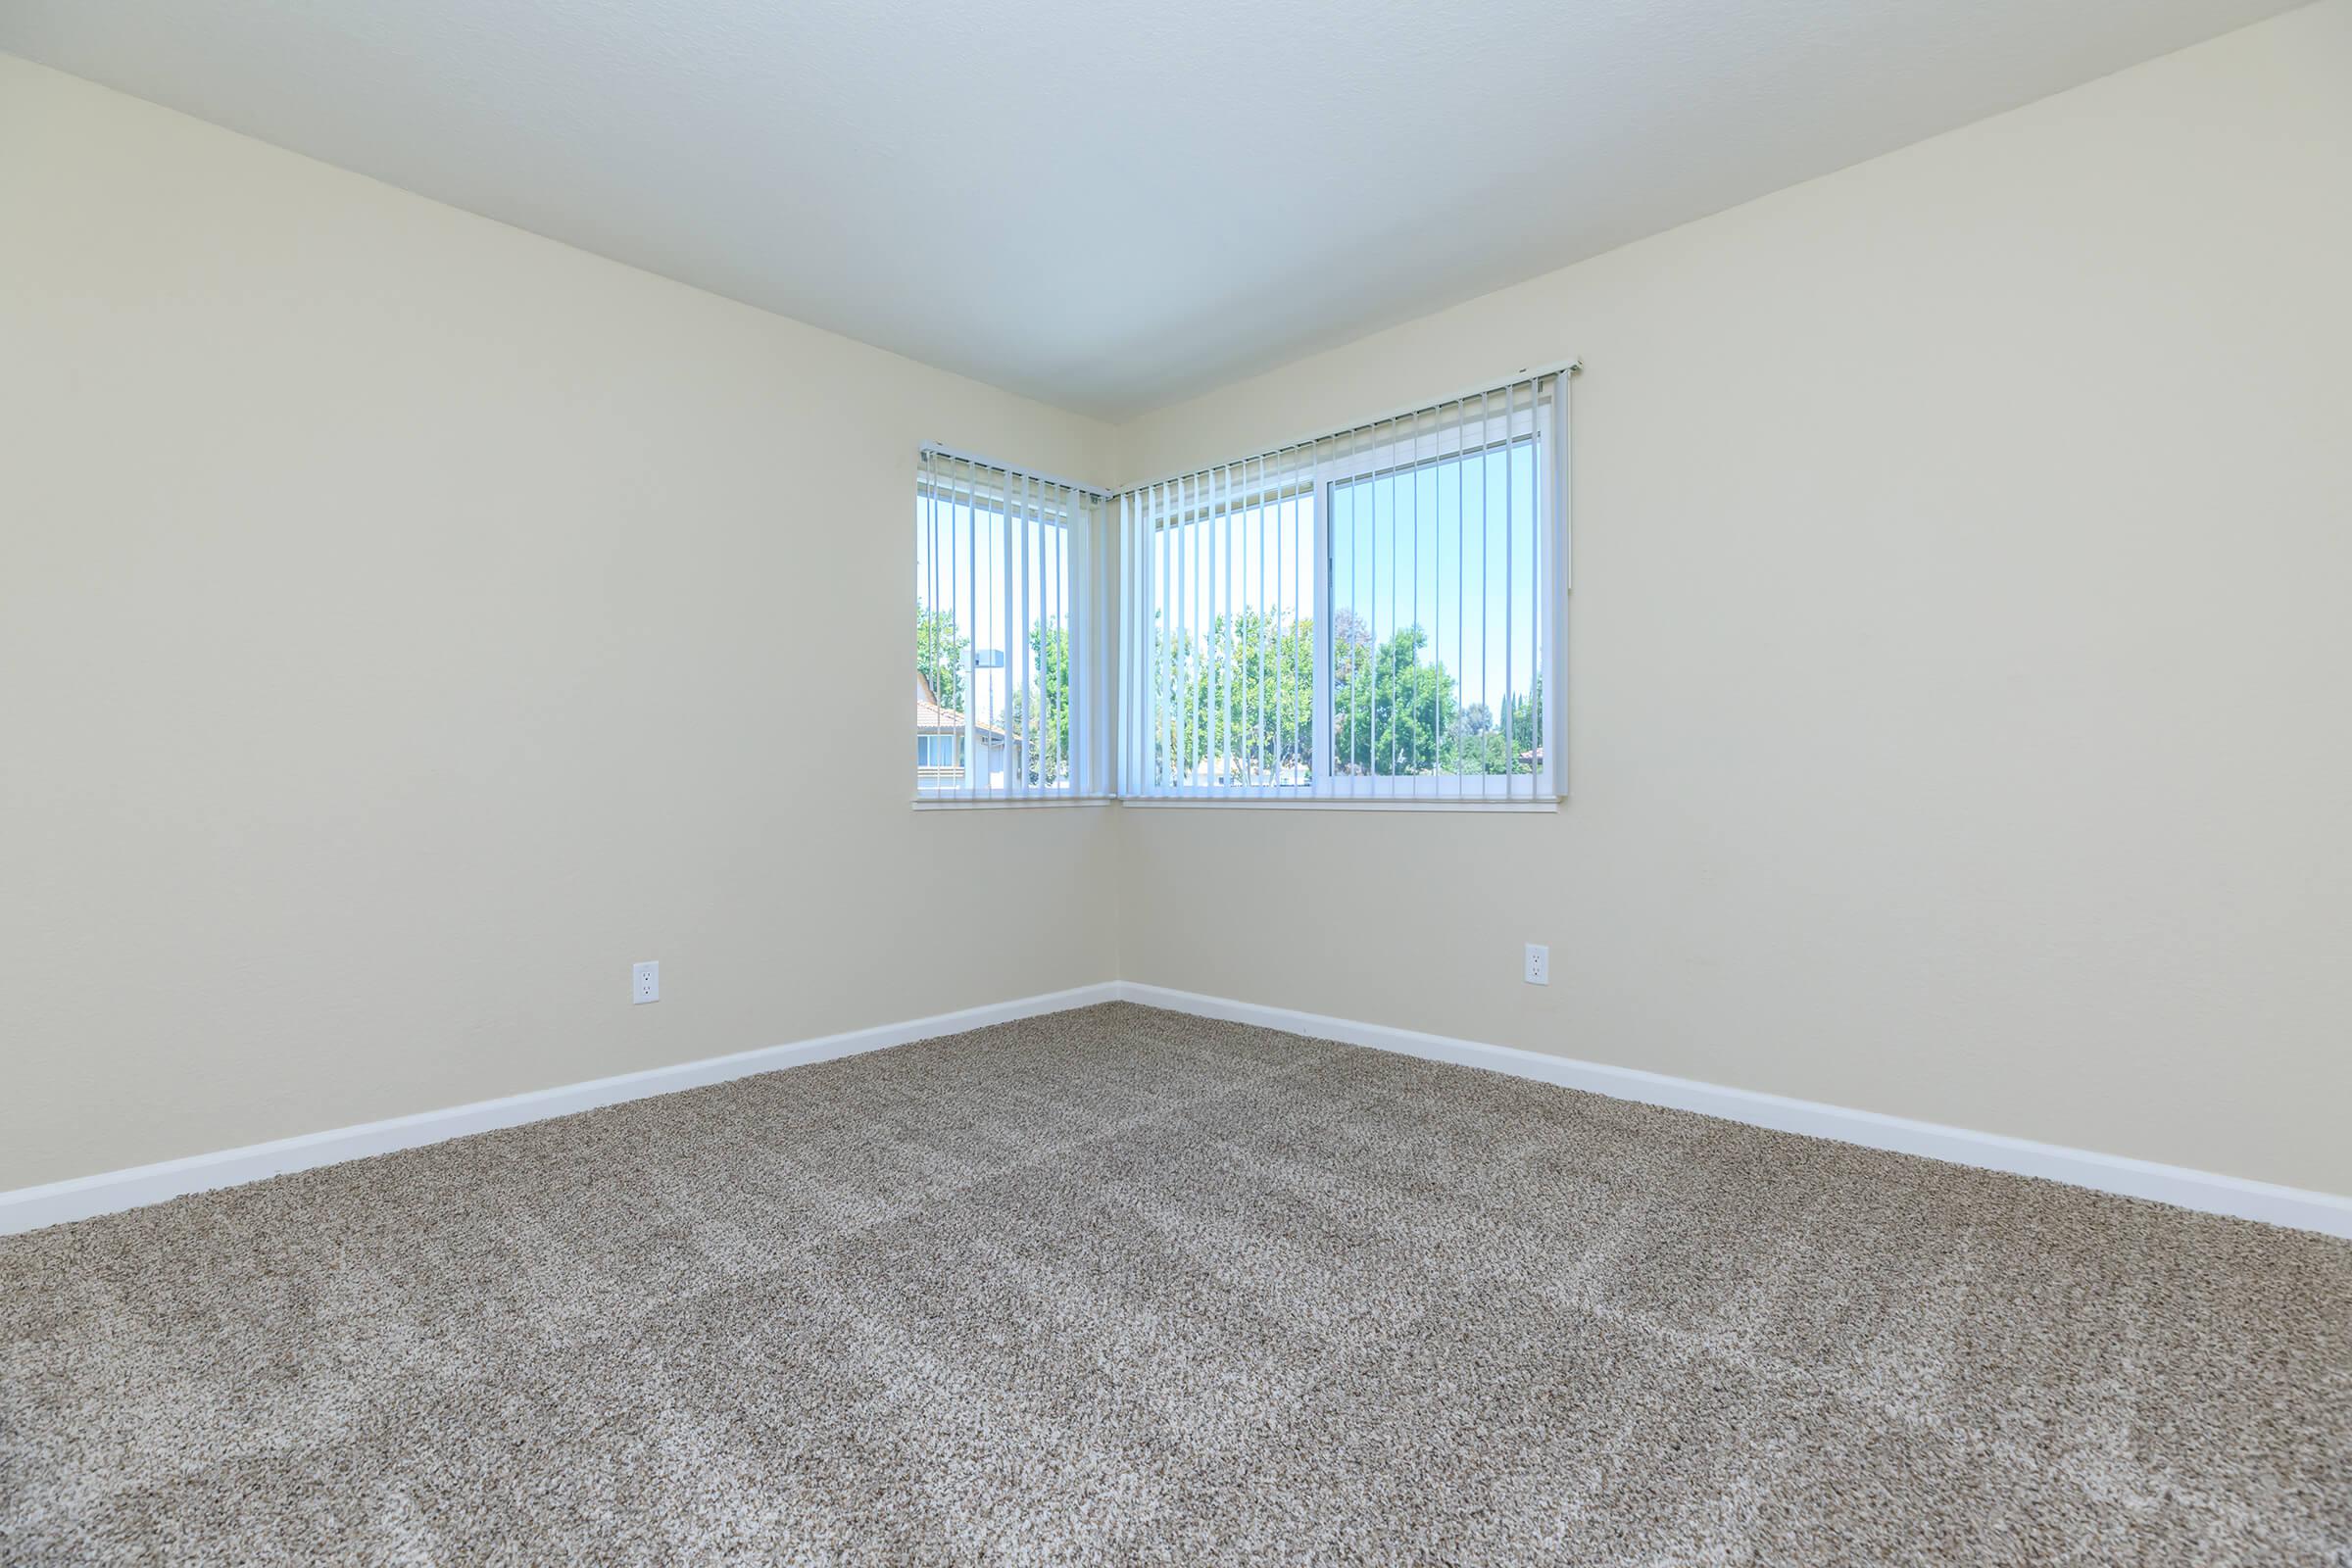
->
[914,794,1559,813]
[1118,796,1559,813]
[912,796,1117,810]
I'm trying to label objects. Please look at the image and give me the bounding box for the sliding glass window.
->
[914,453,1101,801]
[1115,368,1570,803]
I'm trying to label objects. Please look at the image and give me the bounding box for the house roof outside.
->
[915,670,1004,744]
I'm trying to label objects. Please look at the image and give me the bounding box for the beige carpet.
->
[2,1003,2346,1565]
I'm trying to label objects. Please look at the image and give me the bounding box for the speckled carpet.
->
[2,1003,2347,1565]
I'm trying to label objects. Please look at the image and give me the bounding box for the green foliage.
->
[1158,609,1543,782]
[1436,675,1544,776]
[949,591,1544,787]
[1156,608,1316,783]
[1004,621,1074,785]
[915,604,966,713]
[1331,616,1457,776]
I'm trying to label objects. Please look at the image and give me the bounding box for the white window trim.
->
[1307,387,1562,804]
[911,797,1118,811]
[1110,364,1573,807]
[916,362,1575,811]
[1118,797,1558,813]
[914,451,1113,806]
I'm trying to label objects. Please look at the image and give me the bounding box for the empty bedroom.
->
[2,0,2348,1561]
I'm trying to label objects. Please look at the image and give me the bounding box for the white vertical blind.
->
[915,449,1106,800]
[920,363,1570,808]
[1113,368,1570,802]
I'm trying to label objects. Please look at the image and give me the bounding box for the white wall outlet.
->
[1524,944,1550,986]
[631,960,661,1004]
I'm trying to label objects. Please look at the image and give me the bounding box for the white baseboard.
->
[12,978,2346,1243]
[0,983,1120,1236]
[1116,982,2352,1241]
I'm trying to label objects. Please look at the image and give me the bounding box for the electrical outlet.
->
[631,960,661,1004]
[1524,944,1549,986]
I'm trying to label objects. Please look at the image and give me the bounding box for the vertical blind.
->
[915,449,1107,800]
[1113,368,1570,802]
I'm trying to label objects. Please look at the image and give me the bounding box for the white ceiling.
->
[0,0,2301,418]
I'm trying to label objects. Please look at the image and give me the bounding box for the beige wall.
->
[7,2,2348,1201]
[0,55,1118,1191]
[1110,2,2352,1196]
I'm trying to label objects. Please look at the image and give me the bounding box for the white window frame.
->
[1116,366,1572,807]
[921,364,1572,810]
[914,449,1107,805]
[1309,387,1562,802]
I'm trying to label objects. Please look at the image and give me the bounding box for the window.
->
[915,451,1103,800]
[916,367,1570,808]
[1113,369,1569,803]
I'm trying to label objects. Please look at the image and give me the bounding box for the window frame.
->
[914,453,1102,804]
[1120,372,1568,806]
[921,364,1573,811]
[1310,389,1560,803]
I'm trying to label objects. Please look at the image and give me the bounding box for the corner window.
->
[917,367,1569,808]
[1111,369,1569,802]
[915,453,1101,800]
